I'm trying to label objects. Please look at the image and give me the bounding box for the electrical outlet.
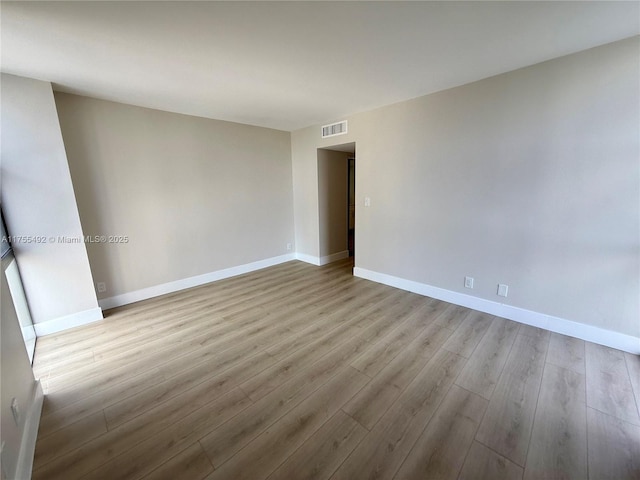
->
[286,243,292,251]
[464,276,474,289]
[497,284,509,297]
[97,282,106,293]
[10,398,19,425]
[364,197,371,207]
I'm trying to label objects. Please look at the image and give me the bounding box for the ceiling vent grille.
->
[321,120,348,138]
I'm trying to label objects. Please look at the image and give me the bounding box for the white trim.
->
[296,250,350,266]
[295,252,321,266]
[14,380,43,480]
[33,307,103,336]
[99,253,296,310]
[354,267,640,355]
[319,250,349,266]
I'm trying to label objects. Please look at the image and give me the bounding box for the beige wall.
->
[317,149,349,258]
[0,74,100,325]
[55,93,294,299]
[291,37,640,338]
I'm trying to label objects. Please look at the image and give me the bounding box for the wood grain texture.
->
[547,332,585,375]
[433,303,470,330]
[265,410,367,480]
[33,411,107,470]
[82,387,252,480]
[441,311,493,358]
[330,349,466,480]
[140,442,213,480]
[342,342,435,430]
[475,333,549,466]
[30,259,639,480]
[393,385,487,480]
[458,441,523,480]
[587,407,640,480]
[585,343,640,426]
[204,367,369,480]
[524,363,587,480]
[624,352,640,419]
[199,336,369,467]
[455,316,519,399]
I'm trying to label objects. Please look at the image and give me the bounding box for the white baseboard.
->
[295,252,321,266]
[14,380,43,480]
[354,267,640,355]
[319,250,350,266]
[34,307,103,336]
[296,250,350,266]
[99,253,296,310]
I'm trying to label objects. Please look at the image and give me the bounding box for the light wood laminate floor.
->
[32,259,640,480]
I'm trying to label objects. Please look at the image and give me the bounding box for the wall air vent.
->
[321,120,348,138]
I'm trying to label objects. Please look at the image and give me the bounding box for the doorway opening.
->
[317,142,355,266]
[348,157,355,257]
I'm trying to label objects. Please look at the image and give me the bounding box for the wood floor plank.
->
[524,363,587,480]
[433,303,470,330]
[585,343,640,426]
[442,311,493,358]
[587,407,640,480]
[475,333,548,466]
[33,366,256,480]
[343,343,436,430]
[80,388,252,480]
[34,261,311,358]
[407,321,454,352]
[265,288,402,360]
[393,385,487,480]
[33,411,107,470]
[547,332,585,375]
[330,349,466,480]
[38,367,167,436]
[100,282,377,429]
[455,316,519,399]
[43,276,361,402]
[349,303,434,378]
[41,368,166,422]
[586,369,640,426]
[238,289,390,401]
[104,348,276,429]
[265,410,367,480]
[458,441,523,480]
[518,324,551,340]
[586,341,629,377]
[31,259,636,480]
[624,352,640,419]
[42,265,354,389]
[357,292,430,345]
[33,349,95,382]
[140,442,214,480]
[350,337,406,378]
[199,336,369,468]
[204,367,369,480]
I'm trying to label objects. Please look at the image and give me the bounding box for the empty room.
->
[1,2,639,479]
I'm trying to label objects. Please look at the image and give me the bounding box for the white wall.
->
[54,93,295,303]
[291,37,640,344]
[0,74,102,331]
[317,149,349,259]
[1,255,42,480]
